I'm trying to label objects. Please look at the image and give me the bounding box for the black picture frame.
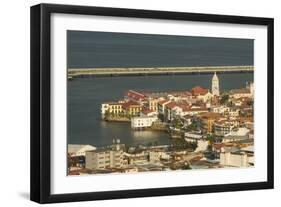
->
[30,3,274,204]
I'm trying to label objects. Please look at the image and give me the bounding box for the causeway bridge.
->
[68,65,254,79]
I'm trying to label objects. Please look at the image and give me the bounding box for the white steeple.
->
[212,72,220,96]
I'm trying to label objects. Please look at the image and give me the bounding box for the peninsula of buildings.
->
[68,72,254,175]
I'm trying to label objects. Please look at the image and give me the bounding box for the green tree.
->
[172,117,183,129]
[170,139,197,151]
[220,94,229,105]
[206,134,215,145]
[185,121,197,132]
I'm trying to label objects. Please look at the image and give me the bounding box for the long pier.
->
[68,65,254,79]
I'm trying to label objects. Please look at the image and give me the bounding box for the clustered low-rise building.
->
[101,85,216,128]
[68,144,97,169]
[220,145,254,167]
[70,73,255,174]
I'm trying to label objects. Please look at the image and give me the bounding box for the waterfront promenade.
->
[68,65,254,79]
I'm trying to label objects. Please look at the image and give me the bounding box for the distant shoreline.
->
[67,65,254,79]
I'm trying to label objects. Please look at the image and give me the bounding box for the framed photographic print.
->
[30,3,274,203]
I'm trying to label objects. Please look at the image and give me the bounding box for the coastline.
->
[103,116,130,122]
[67,65,254,79]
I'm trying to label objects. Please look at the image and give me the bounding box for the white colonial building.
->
[211,105,230,114]
[197,91,214,103]
[68,144,96,157]
[131,115,158,129]
[184,132,204,142]
[222,127,250,143]
[149,151,170,163]
[85,140,127,170]
[220,145,254,167]
[220,151,249,167]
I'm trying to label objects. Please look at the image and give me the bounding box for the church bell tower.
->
[212,72,220,96]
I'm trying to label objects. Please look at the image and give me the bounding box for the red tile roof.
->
[141,108,156,114]
[165,102,178,109]
[158,99,170,105]
[191,86,209,96]
[122,100,141,109]
[177,104,190,111]
[125,90,146,101]
[199,112,222,119]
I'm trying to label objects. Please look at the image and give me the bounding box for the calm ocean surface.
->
[67,31,253,68]
[67,73,253,147]
[67,31,254,147]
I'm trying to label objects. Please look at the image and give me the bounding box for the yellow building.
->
[109,103,123,114]
[101,102,123,115]
[198,112,221,134]
[148,98,159,111]
[122,101,141,116]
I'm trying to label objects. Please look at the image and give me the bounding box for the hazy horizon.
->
[67,31,254,69]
